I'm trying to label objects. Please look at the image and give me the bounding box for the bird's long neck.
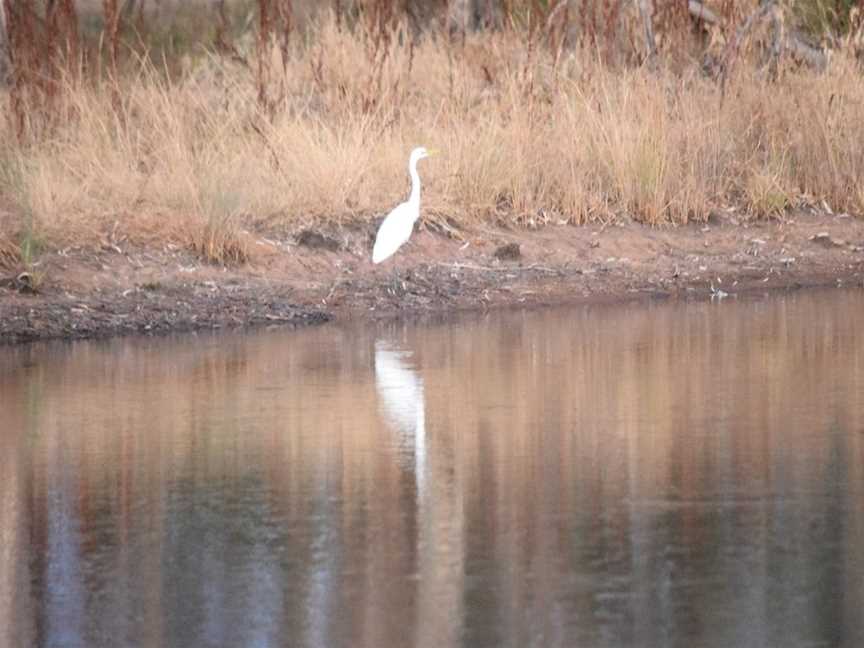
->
[407,158,421,218]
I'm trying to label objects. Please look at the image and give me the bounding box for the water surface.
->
[2,290,863,647]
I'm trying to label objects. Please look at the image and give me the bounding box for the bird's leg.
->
[389,263,401,296]
[396,266,405,295]
[394,259,411,296]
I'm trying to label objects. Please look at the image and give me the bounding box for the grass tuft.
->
[191,220,250,266]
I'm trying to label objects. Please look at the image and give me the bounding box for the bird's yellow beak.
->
[426,148,440,157]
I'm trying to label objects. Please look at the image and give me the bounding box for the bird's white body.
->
[372,147,432,264]
[372,201,418,264]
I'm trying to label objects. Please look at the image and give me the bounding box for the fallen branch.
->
[785,32,828,70]
[719,0,828,101]
[716,0,828,95]
[437,262,562,274]
[214,0,250,68]
[687,1,719,26]
[544,0,570,33]
[635,0,657,66]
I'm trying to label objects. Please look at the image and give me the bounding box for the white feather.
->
[372,202,417,264]
[371,147,432,264]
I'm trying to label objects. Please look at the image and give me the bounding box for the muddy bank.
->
[2,209,864,345]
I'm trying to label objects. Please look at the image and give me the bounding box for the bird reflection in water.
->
[373,339,465,647]
[374,340,426,494]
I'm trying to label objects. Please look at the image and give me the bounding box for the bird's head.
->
[410,147,438,164]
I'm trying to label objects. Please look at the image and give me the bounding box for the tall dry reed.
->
[1,7,863,263]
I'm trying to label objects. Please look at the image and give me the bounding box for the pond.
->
[2,289,863,647]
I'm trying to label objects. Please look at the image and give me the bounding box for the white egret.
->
[372,146,437,264]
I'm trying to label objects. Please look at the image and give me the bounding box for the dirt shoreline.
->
[2,209,864,345]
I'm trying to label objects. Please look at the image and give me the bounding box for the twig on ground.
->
[437,262,562,274]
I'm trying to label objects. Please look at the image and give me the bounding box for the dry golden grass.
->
[1,13,863,262]
[0,237,21,271]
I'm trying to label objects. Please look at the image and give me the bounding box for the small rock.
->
[1,272,39,294]
[493,243,521,261]
[810,232,844,249]
[295,229,341,252]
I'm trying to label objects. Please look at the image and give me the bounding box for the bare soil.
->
[2,208,864,345]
